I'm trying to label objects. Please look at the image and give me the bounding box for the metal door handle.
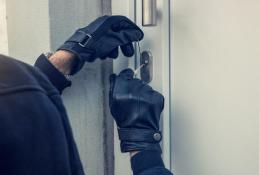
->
[142,0,157,26]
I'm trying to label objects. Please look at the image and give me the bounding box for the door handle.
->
[142,0,157,26]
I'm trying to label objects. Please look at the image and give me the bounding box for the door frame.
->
[112,0,172,173]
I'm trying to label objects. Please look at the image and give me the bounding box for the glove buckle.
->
[78,31,92,47]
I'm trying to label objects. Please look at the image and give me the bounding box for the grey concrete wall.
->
[0,0,8,55]
[6,0,50,64]
[5,0,113,174]
[49,0,113,175]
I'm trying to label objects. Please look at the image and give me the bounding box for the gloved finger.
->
[119,68,134,80]
[108,47,119,59]
[112,19,144,42]
[152,91,165,112]
[120,43,134,57]
[160,94,165,111]
[100,56,107,60]
[112,19,135,31]
[120,28,144,42]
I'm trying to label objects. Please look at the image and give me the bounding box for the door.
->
[112,0,171,174]
[171,0,259,174]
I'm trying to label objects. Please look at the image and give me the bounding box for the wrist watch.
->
[44,52,72,80]
[44,52,53,59]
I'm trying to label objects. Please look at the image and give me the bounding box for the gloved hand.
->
[109,69,164,153]
[58,15,144,75]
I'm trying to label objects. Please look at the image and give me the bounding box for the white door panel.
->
[171,0,259,174]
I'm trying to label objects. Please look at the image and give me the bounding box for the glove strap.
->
[118,128,162,143]
[66,30,92,47]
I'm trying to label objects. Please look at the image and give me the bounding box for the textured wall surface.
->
[6,0,50,63]
[49,0,113,175]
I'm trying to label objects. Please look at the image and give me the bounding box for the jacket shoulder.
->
[0,54,56,94]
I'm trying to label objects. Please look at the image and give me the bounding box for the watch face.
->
[64,74,71,79]
[44,52,53,59]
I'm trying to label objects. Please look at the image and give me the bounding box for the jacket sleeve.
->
[34,54,72,93]
[131,150,173,175]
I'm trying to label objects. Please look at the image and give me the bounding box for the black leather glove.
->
[58,15,144,74]
[109,69,164,153]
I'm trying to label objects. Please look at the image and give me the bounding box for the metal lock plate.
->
[142,0,157,26]
[140,51,153,84]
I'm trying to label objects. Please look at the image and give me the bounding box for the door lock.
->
[140,51,153,84]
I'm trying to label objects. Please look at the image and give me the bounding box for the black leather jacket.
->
[0,54,172,175]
